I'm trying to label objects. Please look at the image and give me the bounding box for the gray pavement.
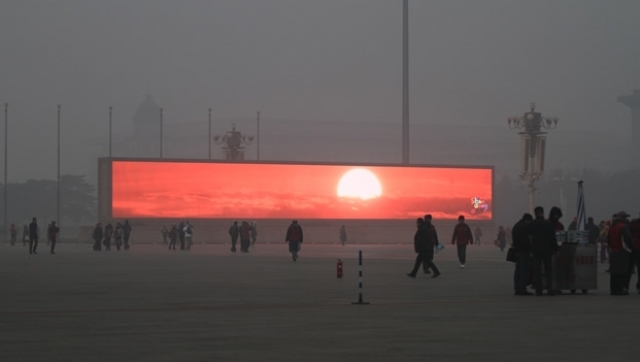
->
[1,242,638,361]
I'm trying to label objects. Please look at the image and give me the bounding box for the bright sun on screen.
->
[337,168,382,200]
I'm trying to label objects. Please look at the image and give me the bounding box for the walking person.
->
[28,217,39,255]
[497,226,507,252]
[422,214,440,273]
[512,213,533,295]
[103,223,113,251]
[48,221,60,254]
[10,223,17,246]
[407,218,440,278]
[114,223,123,251]
[92,223,103,251]
[340,225,347,246]
[474,226,482,246]
[178,221,186,250]
[608,211,633,295]
[285,220,303,261]
[168,224,178,250]
[240,221,251,252]
[123,220,132,250]
[531,206,558,296]
[184,221,194,250]
[229,221,239,252]
[451,215,473,268]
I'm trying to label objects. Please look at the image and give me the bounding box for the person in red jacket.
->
[608,211,633,295]
[451,215,473,268]
[548,207,565,231]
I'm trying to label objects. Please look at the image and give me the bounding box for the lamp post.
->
[402,0,409,164]
[109,106,112,158]
[159,108,163,158]
[57,104,61,231]
[213,124,254,161]
[257,111,260,161]
[507,102,559,212]
[4,103,7,243]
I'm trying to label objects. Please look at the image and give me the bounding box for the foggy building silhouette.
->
[617,89,640,167]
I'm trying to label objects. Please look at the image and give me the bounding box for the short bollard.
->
[352,250,370,305]
[337,259,343,278]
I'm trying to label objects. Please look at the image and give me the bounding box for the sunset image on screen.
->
[111,161,492,220]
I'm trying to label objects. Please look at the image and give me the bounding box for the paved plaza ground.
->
[1,241,639,361]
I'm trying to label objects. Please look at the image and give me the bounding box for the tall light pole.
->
[109,106,112,158]
[402,0,409,164]
[57,104,61,230]
[159,107,163,158]
[4,103,7,243]
[507,103,559,212]
[257,111,260,161]
[208,108,212,159]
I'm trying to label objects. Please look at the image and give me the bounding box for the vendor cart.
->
[553,231,598,294]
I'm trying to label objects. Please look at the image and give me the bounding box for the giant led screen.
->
[111,161,492,220]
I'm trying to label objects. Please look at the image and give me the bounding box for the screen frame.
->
[98,157,495,221]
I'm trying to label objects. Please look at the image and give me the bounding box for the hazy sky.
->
[1,0,639,181]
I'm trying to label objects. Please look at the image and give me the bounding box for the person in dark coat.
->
[48,221,60,254]
[340,225,347,246]
[168,224,178,250]
[422,214,440,273]
[92,223,103,251]
[451,215,473,268]
[122,220,132,250]
[549,207,565,231]
[28,217,39,255]
[103,223,113,251]
[239,221,252,252]
[586,217,600,244]
[229,221,239,252]
[531,206,559,296]
[408,218,440,278]
[512,213,533,295]
[114,223,123,251]
[629,214,640,294]
[285,220,303,261]
[568,217,578,231]
[608,211,633,295]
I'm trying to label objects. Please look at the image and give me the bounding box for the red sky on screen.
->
[112,161,492,220]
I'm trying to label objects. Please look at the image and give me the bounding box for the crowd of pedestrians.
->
[509,206,640,296]
[92,220,132,251]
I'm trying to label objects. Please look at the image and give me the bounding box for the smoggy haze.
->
[1,0,639,182]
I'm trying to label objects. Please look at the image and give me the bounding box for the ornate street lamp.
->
[213,123,254,161]
[507,103,559,212]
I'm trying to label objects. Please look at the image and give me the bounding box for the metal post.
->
[257,111,260,160]
[160,108,163,158]
[109,106,112,158]
[402,0,409,164]
[208,108,212,160]
[57,104,61,232]
[4,103,7,243]
[352,250,370,305]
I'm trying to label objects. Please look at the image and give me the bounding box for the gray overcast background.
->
[1,0,639,182]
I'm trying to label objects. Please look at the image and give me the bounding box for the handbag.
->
[506,247,517,263]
